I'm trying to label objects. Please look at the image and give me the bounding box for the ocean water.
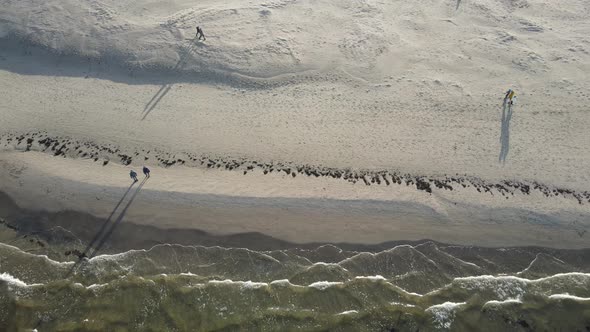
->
[1,241,589,331]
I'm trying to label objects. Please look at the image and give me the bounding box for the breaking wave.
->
[1,241,589,331]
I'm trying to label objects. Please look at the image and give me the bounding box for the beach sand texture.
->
[2,1,590,331]
[1,0,589,246]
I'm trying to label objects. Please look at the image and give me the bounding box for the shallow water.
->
[1,240,589,331]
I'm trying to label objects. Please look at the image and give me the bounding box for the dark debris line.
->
[2,131,589,204]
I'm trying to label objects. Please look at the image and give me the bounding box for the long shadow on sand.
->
[79,182,135,257]
[141,39,201,120]
[499,99,513,164]
[88,177,148,258]
[66,178,147,275]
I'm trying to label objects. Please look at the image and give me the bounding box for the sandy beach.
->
[0,0,590,251]
[2,0,590,330]
[1,150,588,250]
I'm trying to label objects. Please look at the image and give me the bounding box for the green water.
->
[1,242,589,331]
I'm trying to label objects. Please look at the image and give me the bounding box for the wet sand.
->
[1,151,588,253]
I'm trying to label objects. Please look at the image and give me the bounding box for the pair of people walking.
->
[130,166,150,182]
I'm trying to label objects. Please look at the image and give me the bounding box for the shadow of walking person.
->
[66,178,148,276]
[65,182,136,276]
[81,183,135,255]
[141,40,199,120]
[499,100,514,164]
[88,177,149,258]
[141,85,172,120]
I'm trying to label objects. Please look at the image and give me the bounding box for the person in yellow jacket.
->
[510,95,516,106]
[504,89,515,102]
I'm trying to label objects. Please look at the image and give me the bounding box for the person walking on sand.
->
[130,170,138,182]
[196,26,206,41]
[143,166,150,178]
[504,89,515,104]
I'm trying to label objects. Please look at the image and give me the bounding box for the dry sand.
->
[0,0,589,249]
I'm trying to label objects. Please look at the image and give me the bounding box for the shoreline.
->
[2,1,590,330]
[1,150,588,251]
